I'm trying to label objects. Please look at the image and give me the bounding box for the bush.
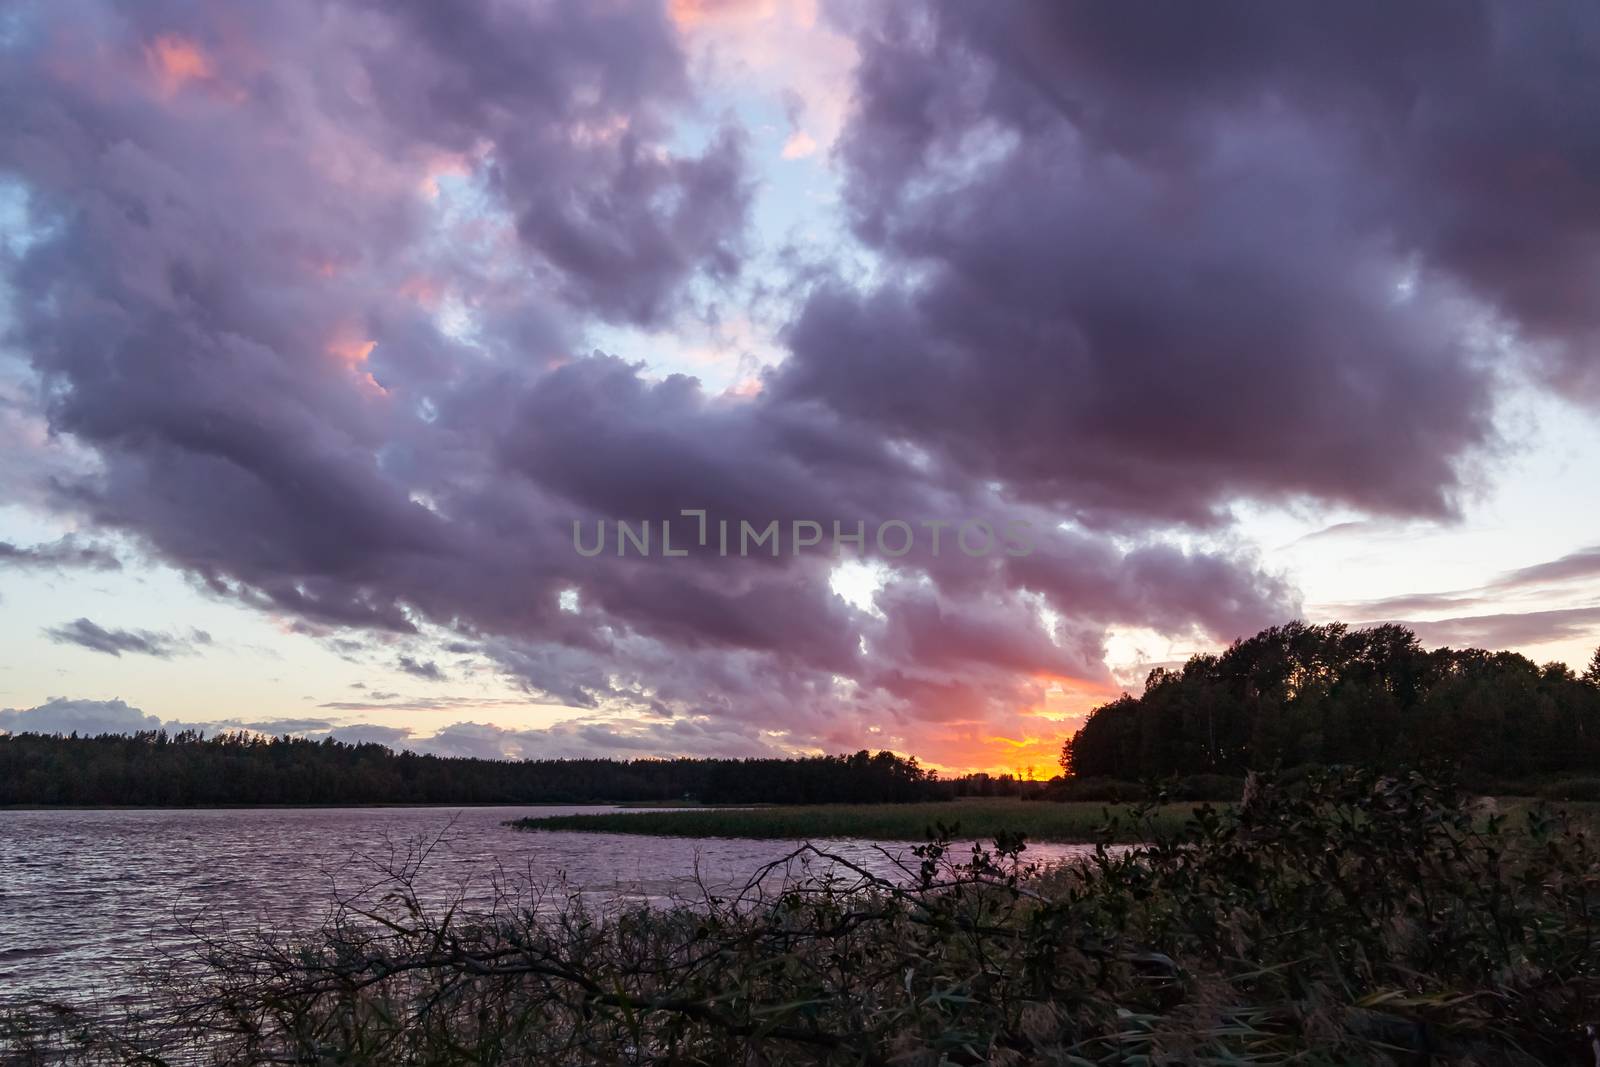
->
[1041,774,1243,803]
[1456,771,1538,797]
[1537,776,1600,801]
[1169,772,1245,800]
[1038,775,1142,802]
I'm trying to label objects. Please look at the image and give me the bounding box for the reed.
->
[511,797,1197,842]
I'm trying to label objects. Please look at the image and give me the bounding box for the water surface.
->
[0,806,1101,1006]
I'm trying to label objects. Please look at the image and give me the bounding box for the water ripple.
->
[0,806,1101,1004]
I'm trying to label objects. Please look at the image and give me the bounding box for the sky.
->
[2,0,1600,774]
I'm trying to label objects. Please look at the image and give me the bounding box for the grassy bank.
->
[513,797,1201,842]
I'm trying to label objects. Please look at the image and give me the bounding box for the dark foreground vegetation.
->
[8,769,1600,1065]
[0,735,959,806]
[1067,620,1600,787]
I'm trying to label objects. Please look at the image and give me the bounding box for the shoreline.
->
[0,800,696,812]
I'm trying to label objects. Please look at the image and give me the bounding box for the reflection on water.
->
[0,806,1103,1005]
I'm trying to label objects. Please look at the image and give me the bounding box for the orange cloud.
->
[326,334,388,396]
[669,0,779,29]
[911,724,1074,778]
[781,129,818,160]
[301,253,350,279]
[722,377,764,399]
[889,673,1117,775]
[145,34,214,97]
[327,336,375,368]
[399,275,445,309]
[417,141,491,199]
[668,0,852,156]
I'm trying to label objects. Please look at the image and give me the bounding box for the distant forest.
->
[1065,621,1600,785]
[0,736,1032,807]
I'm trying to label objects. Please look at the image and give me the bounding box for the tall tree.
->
[1062,622,1600,782]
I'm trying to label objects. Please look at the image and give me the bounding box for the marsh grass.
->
[510,797,1198,842]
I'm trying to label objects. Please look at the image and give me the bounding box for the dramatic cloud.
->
[395,655,446,682]
[5,1,1598,767]
[0,701,416,752]
[1493,547,1600,591]
[44,618,212,659]
[0,697,163,737]
[323,724,414,748]
[1397,607,1600,652]
[0,536,120,571]
[1336,544,1600,644]
[411,716,785,762]
[1344,592,1488,618]
[782,2,1600,524]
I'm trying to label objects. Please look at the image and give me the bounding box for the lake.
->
[0,806,1102,1007]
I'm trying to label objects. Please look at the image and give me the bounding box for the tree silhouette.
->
[1063,622,1600,783]
[0,736,971,807]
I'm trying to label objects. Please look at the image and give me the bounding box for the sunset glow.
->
[3,1,1600,777]
[145,34,213,95]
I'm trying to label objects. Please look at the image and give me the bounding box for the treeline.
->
[700,749,935,803]
[1065,621,1600,784]
[0,732,971,807]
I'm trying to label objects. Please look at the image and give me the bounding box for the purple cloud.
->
[394,655,447,681]
[0,697,164,737]
[1387,607,1600,651]
[44,617,212,659]
[8,1,1597,766]
[0,536,121,571]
